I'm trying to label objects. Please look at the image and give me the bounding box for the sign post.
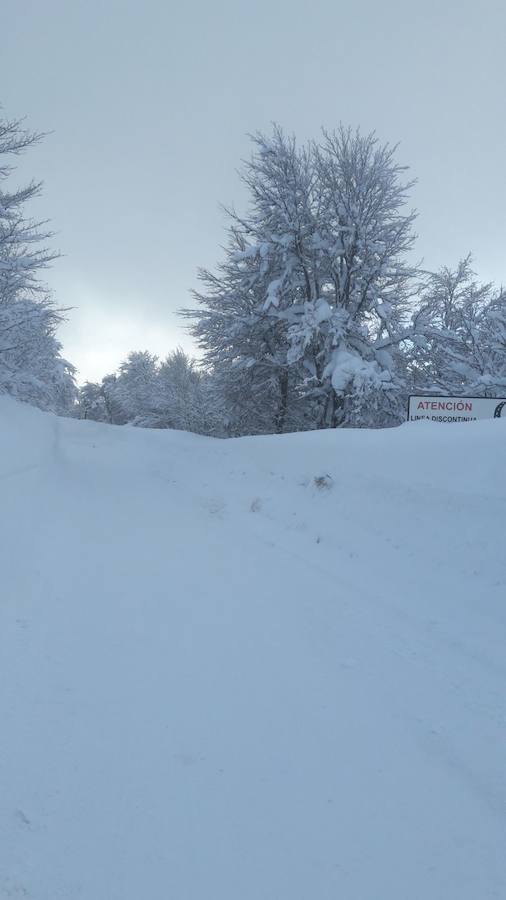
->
[408,396,506,423]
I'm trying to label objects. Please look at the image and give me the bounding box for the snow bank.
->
[1,397,505,899]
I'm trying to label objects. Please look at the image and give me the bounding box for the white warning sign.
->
[408,396,506,423]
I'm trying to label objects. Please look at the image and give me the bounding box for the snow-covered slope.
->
[1,397,505,900]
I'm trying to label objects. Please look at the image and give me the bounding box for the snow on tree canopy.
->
[0,109,75,413]
[183,124,419,430]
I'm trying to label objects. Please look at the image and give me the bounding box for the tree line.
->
[1,108,505,434]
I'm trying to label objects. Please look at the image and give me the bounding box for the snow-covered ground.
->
[1,396,505,900]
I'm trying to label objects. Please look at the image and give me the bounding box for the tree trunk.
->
[322,390,345,428]
[275,372,289,434]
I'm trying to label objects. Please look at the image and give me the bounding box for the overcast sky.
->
[2,0,505,382]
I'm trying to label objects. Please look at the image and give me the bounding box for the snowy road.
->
[1,398,505,899]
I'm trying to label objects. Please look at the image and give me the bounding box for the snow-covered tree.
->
[154,348,210,432]
[480,293,506,394]
[77,381,111,421]
[411,257,506,396]
[0,109,75,412]
[288,127,418,427]
[78,348,215,433]
[111,351,159,425]
[184,125,419,432]
[184,128,313,434]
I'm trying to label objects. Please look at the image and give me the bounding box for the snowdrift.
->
[1,396,505,899]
